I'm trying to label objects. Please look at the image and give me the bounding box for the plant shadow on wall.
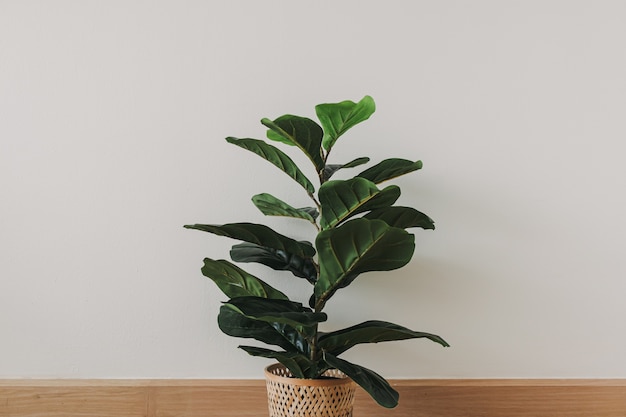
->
[185,96,449,409]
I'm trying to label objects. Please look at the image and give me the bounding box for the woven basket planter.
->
[265,363,357,417]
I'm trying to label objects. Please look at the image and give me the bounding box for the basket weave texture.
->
[265,363,357,417]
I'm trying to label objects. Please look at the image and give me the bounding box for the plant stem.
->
[309,323,319,362]
[308,192,322,213]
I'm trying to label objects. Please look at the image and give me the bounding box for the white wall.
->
[2,1,626,379]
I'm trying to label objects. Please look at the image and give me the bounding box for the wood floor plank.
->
[152,384,266,417]
[1,379,625,417]
[1,385,148,417]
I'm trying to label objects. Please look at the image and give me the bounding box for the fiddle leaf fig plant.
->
[185,96,449,408]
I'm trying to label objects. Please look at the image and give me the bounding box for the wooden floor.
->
[1,379,626,416]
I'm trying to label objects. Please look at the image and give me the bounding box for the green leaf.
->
[262,115,325,172]
[323,157,370,181]
[252,193,315,223]
[230,243,318,284]
[323,353,399,408]
[314,218,415,310]
[201,258,288,300]
[315,96,376,151]
[226,137,315,193]
[269,322,311,355]
[184,222,316,259]
[239,346,314,379]
[224,296,327,329]
[340,156,371,168]
[364,206,435,230]
[318,320,449,356]
[357,158,423,184]
[318,177,400,229]
[300,207,319,220]
[218,305,302,352]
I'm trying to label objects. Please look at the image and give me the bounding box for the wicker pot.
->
[265,363,357,417]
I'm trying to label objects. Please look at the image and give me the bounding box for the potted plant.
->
[185,96,449,415]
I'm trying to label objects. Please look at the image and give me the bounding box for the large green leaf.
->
[201,258,288,300]
[323,353,399,408]
[300,206,319,220]
[322,157,370,181]
[314,218,415,310]
[364,206,435,230]
[315,96,376,151]
[226,137,315,193]
[184,222,316,259]
[357,158,423,184]
[318,177,401,229]
[251,193,315,223]
[318,320,449,356]
[224,296,327,329]
[230,243,318,283]
[262,115,325,172]
[270,322,311,354]
[218,305,303,352]
[239,346,315,379]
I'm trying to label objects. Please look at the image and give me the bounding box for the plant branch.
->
[308,192,321,214]
[309,324,319,362]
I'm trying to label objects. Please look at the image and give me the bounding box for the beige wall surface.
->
[1,1,626,379]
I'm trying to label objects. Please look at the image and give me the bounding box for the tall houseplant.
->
[185,96,449,409]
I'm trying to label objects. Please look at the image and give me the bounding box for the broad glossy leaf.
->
[364,206,435,230]
[318,320,449,356]
[323,157,370,181]
[357,158,423,184]
[315,96,376,151]
[230,243,318,283]
[184,222,316,259]
[318,177,400,229]
[338,156,371,168]
[314,218,415,310]
[323,353,398,408]
[251,193,315,223]
[226,137,315,193]
[239,346,314,379]
[201,258,288,300]
[262,116,324,172]
[224,296,327,329]
[218,305,301,352]
[300,207,319,220]
[270,322,310,354]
